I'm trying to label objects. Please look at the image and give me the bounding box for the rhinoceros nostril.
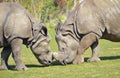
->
[43,59,52,65]
[48,61,52,64]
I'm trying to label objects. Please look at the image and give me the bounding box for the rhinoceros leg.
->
[10,38,28,71]
[0,46,11,70]
[73,33,97,64]
[87,41,101,62]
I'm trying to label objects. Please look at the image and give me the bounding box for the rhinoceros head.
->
[29,22,52,65]
[53,20,79,64]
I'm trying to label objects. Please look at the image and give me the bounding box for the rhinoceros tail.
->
[2,3,12,46]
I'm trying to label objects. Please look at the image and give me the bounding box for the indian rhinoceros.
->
[53,0,120,65]
[0,2,52,70]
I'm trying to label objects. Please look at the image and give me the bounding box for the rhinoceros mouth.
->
[39,60,51,66]
[38,57,52,66]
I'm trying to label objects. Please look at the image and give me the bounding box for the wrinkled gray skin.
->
[53,0,120,65]
[0,3,52,71]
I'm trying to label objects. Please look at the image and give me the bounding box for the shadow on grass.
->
[26,64,50,68]
[9,56,120,70]
[51,61,64,66]
[8,64,50,70]
[52,56,120,66]
[84,56,120,62]
[100,55,120,60]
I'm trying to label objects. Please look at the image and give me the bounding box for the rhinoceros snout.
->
[52,52,58,60]
[52,52,67,65]
[39,59,52,66]
[52,52,61,61]
[44,60,52,66]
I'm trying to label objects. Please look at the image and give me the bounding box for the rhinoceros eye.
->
[62,47,65,51]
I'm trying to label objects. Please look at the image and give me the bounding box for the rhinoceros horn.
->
[55,20,63,33]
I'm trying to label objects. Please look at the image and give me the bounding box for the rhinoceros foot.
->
[15,65,28,71]
[0,65,8,70]
[0,65,15,70]
[73,55,84,64]
[87,57,101,62]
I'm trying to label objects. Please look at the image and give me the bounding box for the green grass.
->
[0,27,120,78]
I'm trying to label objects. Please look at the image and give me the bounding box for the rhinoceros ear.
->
[55,20,63,33]
[40,25,48,36]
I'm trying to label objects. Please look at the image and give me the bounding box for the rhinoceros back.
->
[76,0,120,41]
[94,0,120,41]
[0,3,32,46]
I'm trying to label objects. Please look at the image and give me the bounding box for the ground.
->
[0,27,120,78]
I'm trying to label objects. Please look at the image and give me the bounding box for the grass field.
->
[0,27,120,78]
